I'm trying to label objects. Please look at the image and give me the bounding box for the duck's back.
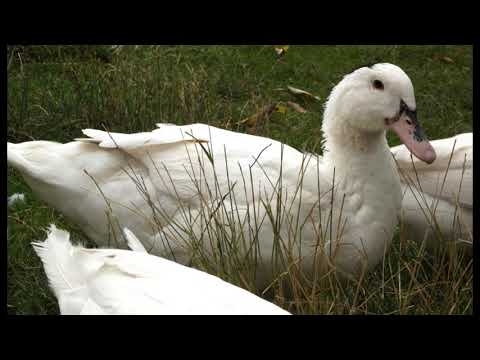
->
[8,125,316,252]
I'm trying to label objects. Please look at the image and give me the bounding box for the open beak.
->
[386,101,436,164]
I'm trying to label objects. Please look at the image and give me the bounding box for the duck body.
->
[9,64,436,286]
[32,225,290,315]
[8,123,402,282]
[391,133,472,252]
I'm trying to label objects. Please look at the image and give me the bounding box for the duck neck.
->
[321,116,391,177]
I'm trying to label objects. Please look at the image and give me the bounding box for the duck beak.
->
[386,103,436,164]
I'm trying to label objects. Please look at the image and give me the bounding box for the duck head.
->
[323,63,436,164]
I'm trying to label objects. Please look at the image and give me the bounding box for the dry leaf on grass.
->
[286,101,307,113]
[238,101,308,134]
[286,86,321,102]
[238,104,278,128]
[275,86,322,103]
[433,54,455,64]
[274,45,290,57]
[442,56,455,64]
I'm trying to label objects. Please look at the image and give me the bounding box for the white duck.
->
[33,224,290,315]
[8,63,436,287]
[391,133,472,252]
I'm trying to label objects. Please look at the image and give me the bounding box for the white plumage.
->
[391,133,472,252]
[9,63,436,287]
[32,225,291,315]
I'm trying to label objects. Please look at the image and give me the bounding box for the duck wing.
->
[76,124,209,150]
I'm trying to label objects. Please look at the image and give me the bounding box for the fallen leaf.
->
[287,86,321,102]
[274,104,288,114]
[286,101,307,113]
[274,45,289,57]
[239,103,292,135]
[442,56,455,64]
[238,104,278,127]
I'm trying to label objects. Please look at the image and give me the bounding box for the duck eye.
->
[373,80,384,90]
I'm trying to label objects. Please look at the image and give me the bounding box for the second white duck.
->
[392,133,472,253]
[33,225,290,315]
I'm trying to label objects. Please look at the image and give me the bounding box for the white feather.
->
[31,225,83,298]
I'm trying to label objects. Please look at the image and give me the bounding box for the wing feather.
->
[78,127,209,150]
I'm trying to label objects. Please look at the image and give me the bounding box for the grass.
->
[7,45,473,315]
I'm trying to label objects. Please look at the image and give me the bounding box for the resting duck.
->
[391,133,472,252]
[33,225,290,315]
[8,63,436,287]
